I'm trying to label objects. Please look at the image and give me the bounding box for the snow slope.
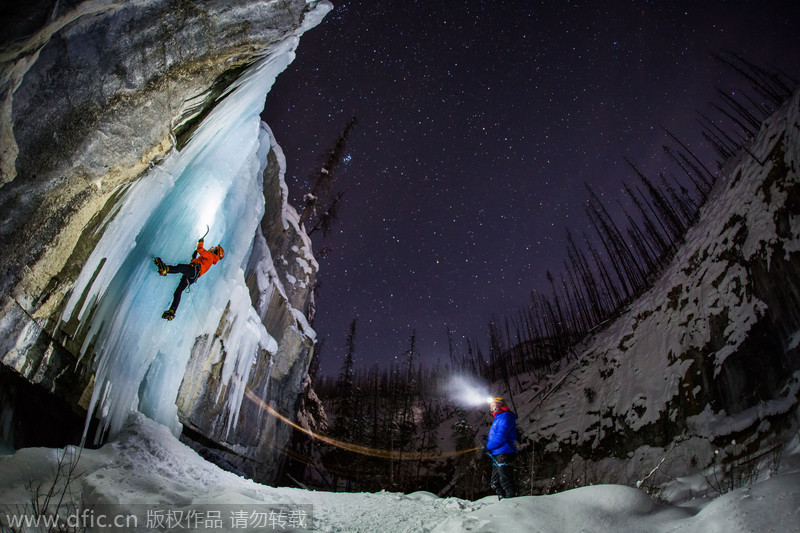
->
[503,87,800,491]
[1,414,798,532]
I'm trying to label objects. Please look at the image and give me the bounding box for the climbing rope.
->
[243,386,478,460]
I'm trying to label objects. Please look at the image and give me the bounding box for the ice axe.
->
[200,225,209,241]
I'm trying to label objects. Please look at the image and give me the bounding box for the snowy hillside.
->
[1,414,798,532]
[511,88,800,492]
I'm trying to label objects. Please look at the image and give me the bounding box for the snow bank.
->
[0,415,798,532]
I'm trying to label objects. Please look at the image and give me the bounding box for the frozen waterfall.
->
[58,3,330,444]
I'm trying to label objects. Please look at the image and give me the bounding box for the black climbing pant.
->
[166,263,199,312]
[490,453,516,499]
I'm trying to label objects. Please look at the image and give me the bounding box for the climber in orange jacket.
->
[154,239,224,320]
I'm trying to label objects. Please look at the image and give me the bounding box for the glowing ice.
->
[59,2,331,444]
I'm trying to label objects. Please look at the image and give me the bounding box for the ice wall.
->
[57,3,330,444]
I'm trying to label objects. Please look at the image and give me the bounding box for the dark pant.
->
[166,263,199,311]
[490,453,516,499]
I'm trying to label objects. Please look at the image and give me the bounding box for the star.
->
[263,0,800,375]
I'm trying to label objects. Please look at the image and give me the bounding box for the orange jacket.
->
[190,240,220,277]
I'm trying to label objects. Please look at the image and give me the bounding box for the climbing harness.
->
[488,454,508,467]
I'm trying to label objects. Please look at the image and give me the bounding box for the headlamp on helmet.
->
[489,397,505,411]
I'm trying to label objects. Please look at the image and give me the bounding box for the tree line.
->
[284,320,495,496]
[452,51,797,392]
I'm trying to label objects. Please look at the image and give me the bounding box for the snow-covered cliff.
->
[517,89,800,491]
[0,0,328,483]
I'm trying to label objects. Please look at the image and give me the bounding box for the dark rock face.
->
[0,0,325,483]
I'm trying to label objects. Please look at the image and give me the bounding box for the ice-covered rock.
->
[0,0,330,483]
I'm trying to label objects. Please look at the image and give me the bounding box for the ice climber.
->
[485,397,518,499]
[153,238,224,321]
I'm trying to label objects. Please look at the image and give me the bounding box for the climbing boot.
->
[154,257,168,276]
[162,308,175,321]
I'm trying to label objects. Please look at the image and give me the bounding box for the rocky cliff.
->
[0,0,327,483]
[516,89,800,493]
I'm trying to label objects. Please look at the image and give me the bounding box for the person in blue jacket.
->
[485,397,517,499]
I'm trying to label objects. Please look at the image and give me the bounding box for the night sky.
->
[262,1,800,376]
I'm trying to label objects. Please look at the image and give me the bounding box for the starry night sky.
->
[262,1,800,376]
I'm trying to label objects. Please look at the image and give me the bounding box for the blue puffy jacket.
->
[486,410,517,455]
